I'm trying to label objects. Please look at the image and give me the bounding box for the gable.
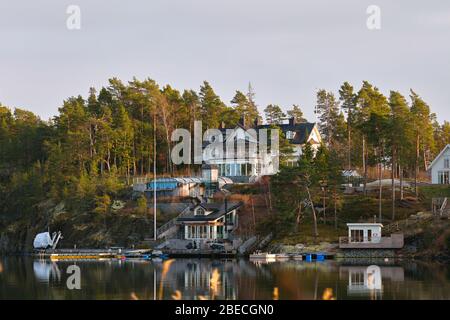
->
[429,144,450,170]
[307,125,322,145]
[224,126,258,144]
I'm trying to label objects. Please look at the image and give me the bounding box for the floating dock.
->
[33,248,152,261]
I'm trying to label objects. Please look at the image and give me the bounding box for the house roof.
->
[201,164,218,170]
[146,177,203,190]
[428,144,450,169]
[202,122,318,149]
[177,201,242,222]
[257,122,316,145]
[346,223,384,228]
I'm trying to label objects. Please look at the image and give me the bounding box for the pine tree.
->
[264,104,285,124]
[339,82,357,169]
[287,104,306,123]
[199,81,226,129]
[314,90,340,146]
[410,90,434,196]
[388,91,413,217]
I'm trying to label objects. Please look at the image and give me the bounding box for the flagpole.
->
[153,110,157,241]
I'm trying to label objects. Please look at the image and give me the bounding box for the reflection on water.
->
[33,261,61,283]
[343,265,402,299]
[0,257,450,299]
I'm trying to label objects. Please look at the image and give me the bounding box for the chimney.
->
[238,116,246,128]
[289,117,296,126]
[220,121,225,129]
[253,117,260,128]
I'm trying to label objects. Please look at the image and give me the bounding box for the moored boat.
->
[249,252,277,260]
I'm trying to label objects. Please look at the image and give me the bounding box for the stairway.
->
[439,198,450,216]
[155,205,192,240]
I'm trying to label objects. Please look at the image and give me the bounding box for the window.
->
[235,163,241,176]
[350,272,365,286]
[367,229,372,242]
[195,208,205,216]
[350,229,364,242]
[217,226,224,239]
[445,157,450,169]
[225,164,231,176]
[438,171,450,184]
[286,131,294,139]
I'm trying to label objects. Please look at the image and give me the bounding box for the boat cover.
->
[33,232,53,249]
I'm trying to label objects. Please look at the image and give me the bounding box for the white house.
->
[346,223,383,243]
[202,117,322,182]
[177,201,242,248]
[339,223,404,249]
[428,144,450,184]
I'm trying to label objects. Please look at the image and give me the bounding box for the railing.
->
[440,197,448,216]
[339,237,380,244]
[156,205,191,239]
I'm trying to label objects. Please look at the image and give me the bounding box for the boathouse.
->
[339,223,404,249]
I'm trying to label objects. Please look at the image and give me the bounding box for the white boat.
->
[249,252,277,261]
[275,253,290,260]
[33,231,63,250]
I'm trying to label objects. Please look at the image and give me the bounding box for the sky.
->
[1,0,449,123]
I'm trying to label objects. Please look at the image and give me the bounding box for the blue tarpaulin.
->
[146,178,179,191]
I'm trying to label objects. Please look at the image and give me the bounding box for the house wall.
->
[182,209,237,242]
[204,125,322,177]
[347,225,382,243]
[431,147,450,184]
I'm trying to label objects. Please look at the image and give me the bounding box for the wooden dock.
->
[33,248,151,261]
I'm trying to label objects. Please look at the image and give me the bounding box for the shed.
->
[346,223,383,243]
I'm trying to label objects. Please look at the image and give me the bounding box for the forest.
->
[0,77,449,232]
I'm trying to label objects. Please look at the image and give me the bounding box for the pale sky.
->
[0,0,449,123]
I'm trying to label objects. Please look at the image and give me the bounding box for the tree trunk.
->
[378,158,382,223]
[296,203,302,233]
[399,163,404,200]
[391,147,396,221]
[306,185,318,238]
[347,121,351,170]
[334,193,338,230]
[363,136,367,195]
[415,134,420,198]
[267,181,273,212]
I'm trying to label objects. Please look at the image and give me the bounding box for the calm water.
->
[1,257,450,300]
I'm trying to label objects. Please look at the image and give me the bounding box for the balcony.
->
[339,233,404,249]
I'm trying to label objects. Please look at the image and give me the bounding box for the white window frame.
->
[286,131,294,139]
[438,171,450,184]
[444,157,450,169]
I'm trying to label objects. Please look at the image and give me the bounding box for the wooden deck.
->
[339,233,404,249]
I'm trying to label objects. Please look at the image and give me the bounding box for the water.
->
[1,257,450,300]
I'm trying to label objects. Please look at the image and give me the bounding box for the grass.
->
[419,185,450,200]
[272,221,343,245]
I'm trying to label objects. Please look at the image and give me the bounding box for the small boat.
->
[292,254,303,261]
[249,252,277,261]
[275,253,290,260]
[151,250,169,259]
